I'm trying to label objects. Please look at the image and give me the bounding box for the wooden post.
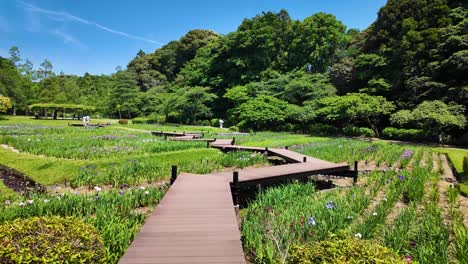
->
[353,161,358,184]
[206,140,210,148]
[232,137,236,145]
[171,165,177,185]
[232,171,239,206]
[303,157,307,162]
[285,146,289,150]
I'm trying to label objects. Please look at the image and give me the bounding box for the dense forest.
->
[0,0,467,144]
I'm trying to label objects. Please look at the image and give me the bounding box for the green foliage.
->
[287,236,407,264]
[382,127,426,141]
[342,125,376,137]
[118,119,128,125]
[0,216,107,263]
[0,95,12,113]
[131,117,149,124]
[235,95,290,130]
[313,93,395,136]
[391,101,466,140]
[308,123,339,136]
[289,13,347,72]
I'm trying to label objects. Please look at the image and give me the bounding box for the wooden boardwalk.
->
[121,132,353,263]
[152,131,203,138]
[119,174,245,263]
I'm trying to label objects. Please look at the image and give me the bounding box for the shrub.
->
[308,123,339,136]
[382,127,426,141]
[463,155,468,182]
[279,123,296,132]
[118,119,128,125]
[200,120,211,126]
[229,126,239,132]
[343,125,375,137]
[236,120,247,129]
[131,117,149,124]
[211,118,219,127]
[0,216,107,263]
[288,236,407,264]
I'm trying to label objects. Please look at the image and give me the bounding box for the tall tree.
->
[109,71,141,119]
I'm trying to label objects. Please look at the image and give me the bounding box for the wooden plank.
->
[119,173,245,264]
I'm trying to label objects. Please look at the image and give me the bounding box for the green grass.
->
[0,147,87,185]
[434,148,468,174]
[0,115,117,126]
[458,183,468,196]
[0,181,17,202]
[127,123,229,133]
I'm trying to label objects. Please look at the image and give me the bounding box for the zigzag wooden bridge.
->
[119,134,356,263]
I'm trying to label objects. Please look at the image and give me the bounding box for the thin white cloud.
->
[18,1,162,45]
[51,29,87,49]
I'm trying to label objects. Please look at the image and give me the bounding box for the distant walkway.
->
[119,133,352,263]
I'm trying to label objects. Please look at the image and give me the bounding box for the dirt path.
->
[419,151,429,168]
[439,155,468,226]
[432,152,440,173]
[0,144,20,153]
[350,186,387,229]
[386,200,408,225]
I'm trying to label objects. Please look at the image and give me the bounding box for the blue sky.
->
[0,0,387,76]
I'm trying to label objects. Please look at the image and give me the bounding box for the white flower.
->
[346,215,354,220]
[28,138,31,141]
[19,202,25,206]
[355,233,362,239]
[27,200,34,204]
[383,197,388,202]
[43,199,49,203]
[372,212,378,216]
[61,192,65,197]
[144,191,149,195]
[139,186,146,190]
[94,186,102,192]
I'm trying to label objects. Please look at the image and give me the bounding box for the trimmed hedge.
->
[131,117,149,124]
[342,125,375,137]
[382,127,426,141]
[0,216,107,263]
[118,119,128,125]
[288,237,408,264]
[309,123,339,136]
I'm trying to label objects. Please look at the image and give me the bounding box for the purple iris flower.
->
[308,217,316,226]
[325,201,336,209]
